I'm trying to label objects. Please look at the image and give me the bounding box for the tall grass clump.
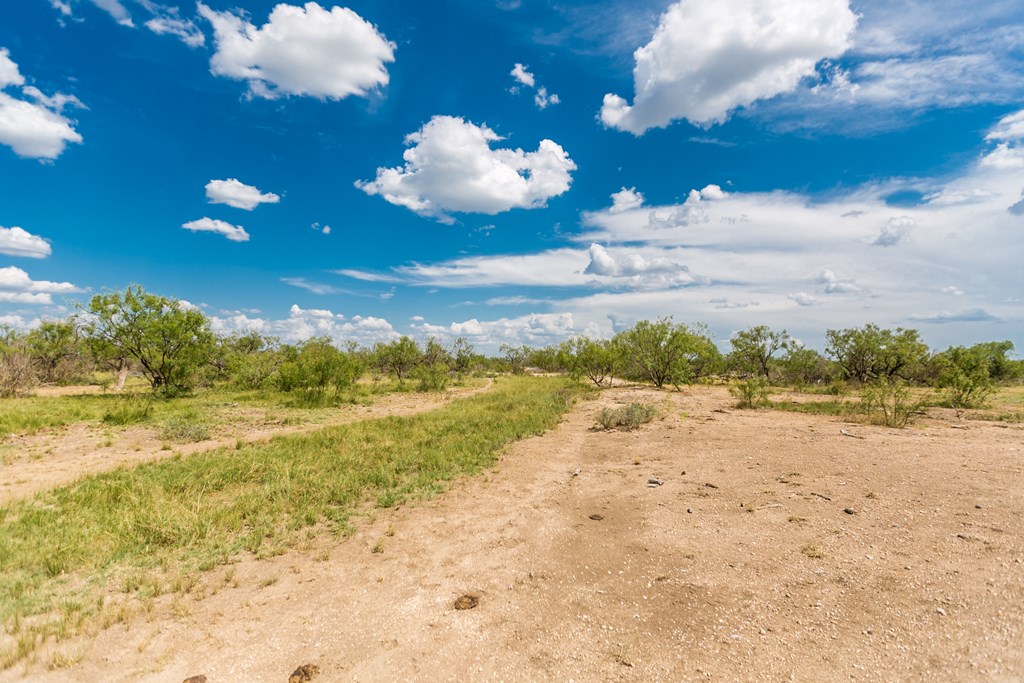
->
[0,376,590,668]
[595,402,658,430]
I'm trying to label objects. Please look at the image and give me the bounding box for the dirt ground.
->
[5,385,1024,681]
[0,381,492,504]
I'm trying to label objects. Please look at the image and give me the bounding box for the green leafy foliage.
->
[614,317,719,388]
[275,337,364,403]
[374,336,423,382]
[81,285,215,395]
[860,378,928,428]
[825,324,929,383]
[730,377,771,408]
[729,325,791,379]
[934,345,995,411]
[559,336,621,387]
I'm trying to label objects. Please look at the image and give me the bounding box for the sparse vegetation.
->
[860,378,929,428]
[0,376,589,668]
[730,377,770,408]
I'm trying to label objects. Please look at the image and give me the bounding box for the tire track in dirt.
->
[0,380,494,505]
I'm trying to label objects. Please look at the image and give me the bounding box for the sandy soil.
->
[5,385,1024,682]
[0,382,492,504]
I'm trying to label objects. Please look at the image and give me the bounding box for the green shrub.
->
[414,362,450,392]
[935,345,994,413]
[860,379,928,428]
[729,377,770,408]
[595,402,658,430]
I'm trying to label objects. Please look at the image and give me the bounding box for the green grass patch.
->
[0,376,590,668]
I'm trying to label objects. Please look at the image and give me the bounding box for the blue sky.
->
[1,0,1023,352]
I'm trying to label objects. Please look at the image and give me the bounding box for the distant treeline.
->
[1,286,1020,405]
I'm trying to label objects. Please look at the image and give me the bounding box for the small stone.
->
[182,677,207,683]
[648,478,664,487]
[687,508,693,514]
[589,514,605,521]
[843,508,856,515]
[455,594,479,610]
[289,664,320,683]
[936,607,947,616]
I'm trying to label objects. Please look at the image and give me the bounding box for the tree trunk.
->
[115,358,129,391]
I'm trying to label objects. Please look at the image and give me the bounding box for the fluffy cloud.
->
[755,3,1024,132]
[0,226,52,258]
[182,217,250,242]
[510,63,535,88]
[583,244,695,288]
[871,216,914,246]
[210,303,397,345]
[413,312,578,348]
[534,87,560,110]
[347,107,1024,349]
[205,178,280,210]
[787,292,818,307]
[601,0,857,133]
[510,63,560,109]
[0,49,84,159]
[0,266,81,304]
[197,2,394,100]
[609,187,644,213]
[814,269,860,294]
[356,115,576,222]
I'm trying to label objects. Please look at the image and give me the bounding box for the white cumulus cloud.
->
[212,304,397,345]
[0,48,84,160]
[601,0,858,133]
[182,217,250,242]
[510,63,560,109]
[197,2,395,100]
[510,63,535,88]
[871,215,914,246]
[0,226,52,258]
[356,115,576,223]
[609,187,644,213]
[205,178,280,210]
[0,266,81,305]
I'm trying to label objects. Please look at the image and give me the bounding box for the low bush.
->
[596,402,658,430]
[729,377,770,409]
[860,378,929,428]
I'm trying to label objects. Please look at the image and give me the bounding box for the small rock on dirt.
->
[844,508,856,515]
[289,664,320,683]
[648,478,664,487]
[704,482,719,489]
[589,513,605,521]
[182,676,207,683]
[454,594,479,610]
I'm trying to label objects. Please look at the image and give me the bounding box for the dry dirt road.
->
[6,385,1023,682]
